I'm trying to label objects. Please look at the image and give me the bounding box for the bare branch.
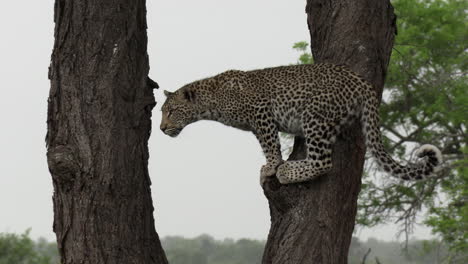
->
[361,248,372,264]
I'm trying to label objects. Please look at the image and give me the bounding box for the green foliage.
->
[292,41,313,65]
[0,230,58,264]
[360,0,467,254]
[292,0,467,255]
[425,150,468,253]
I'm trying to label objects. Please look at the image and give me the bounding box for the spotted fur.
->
[160,63,442,185]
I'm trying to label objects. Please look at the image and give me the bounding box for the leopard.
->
[160,63,442,185]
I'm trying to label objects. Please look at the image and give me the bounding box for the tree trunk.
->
[262,1,396,263]
[46,1,168,263]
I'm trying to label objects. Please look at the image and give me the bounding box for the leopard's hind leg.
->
[276,117,336,184]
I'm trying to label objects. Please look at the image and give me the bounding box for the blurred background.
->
[0,0,466,263]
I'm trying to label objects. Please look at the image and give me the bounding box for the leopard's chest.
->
[272,107,304,136]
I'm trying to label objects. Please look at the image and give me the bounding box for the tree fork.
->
[47,0,168,263]
[262,1,396,263]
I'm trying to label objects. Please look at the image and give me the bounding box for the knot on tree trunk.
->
[47,145,80,185]
[263,180,304,214]
[146,76,159,89]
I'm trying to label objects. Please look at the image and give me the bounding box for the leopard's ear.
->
[164,90,173,97]
[182,89,196,103]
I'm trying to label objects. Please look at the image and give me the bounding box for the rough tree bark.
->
[262,1,396,263]
[46,1,168,263]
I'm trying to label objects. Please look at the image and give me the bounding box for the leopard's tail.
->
[360,90,442,180]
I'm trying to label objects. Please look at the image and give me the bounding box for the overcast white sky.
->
[0,0,434,242]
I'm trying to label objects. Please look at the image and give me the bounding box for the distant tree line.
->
[0,230,59,264]
[1,231,465,264]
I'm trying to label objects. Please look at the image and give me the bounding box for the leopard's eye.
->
[167,107,180,118]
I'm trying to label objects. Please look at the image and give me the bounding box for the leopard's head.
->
[160,87,202,137]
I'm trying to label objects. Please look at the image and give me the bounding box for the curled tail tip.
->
[395,144,443,181]
[415,144,443,166]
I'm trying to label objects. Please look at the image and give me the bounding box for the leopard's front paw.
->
[276,162,295,184]
[260,160,283,186]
